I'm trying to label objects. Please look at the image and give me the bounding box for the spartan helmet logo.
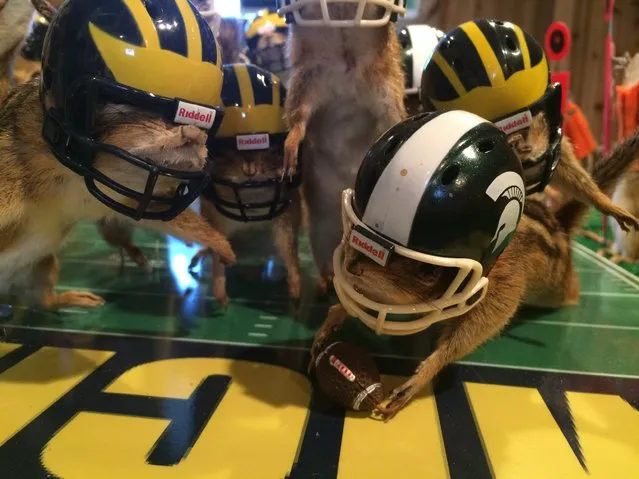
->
[485,171,525,254]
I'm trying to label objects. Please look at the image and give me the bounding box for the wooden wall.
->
[409,0,639,144]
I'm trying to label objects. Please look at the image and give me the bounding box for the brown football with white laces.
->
[313,341,384,412]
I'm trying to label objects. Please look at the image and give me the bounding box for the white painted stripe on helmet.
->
[362,111,487,246]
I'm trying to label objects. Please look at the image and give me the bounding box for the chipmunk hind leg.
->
[29,254,105,309]
[273,195,302,300]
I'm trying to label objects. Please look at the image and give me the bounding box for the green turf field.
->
[2,208,637,379]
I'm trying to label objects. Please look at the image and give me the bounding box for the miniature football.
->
[313,341,384,412]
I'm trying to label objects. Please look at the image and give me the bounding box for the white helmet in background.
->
[398,24,444,96]
[278,0,406,28]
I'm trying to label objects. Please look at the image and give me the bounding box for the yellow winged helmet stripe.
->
[513,25,531,70]
[89,23,222,106]
[121,0,160,49]
[175,0,202,62]
[433,52,466,97]
[460,22,505,86]
[234,64,256,106]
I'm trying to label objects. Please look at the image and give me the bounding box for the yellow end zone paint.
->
[0,334,637,478]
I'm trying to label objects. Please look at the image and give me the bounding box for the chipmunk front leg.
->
[376,290,521,420]
[555,139,639,231]
[273,203,302,300]
[283,70,314,178]
[140,209,236,266]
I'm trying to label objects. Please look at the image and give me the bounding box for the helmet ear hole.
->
[505,36,517,52]
[478,139,494,153]
[441,164,460,185]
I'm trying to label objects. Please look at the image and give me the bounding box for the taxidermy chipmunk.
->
[189,64,302,307]
[421,19,639,233]
[9,0,151,271]
[280,0,407,294]
[310,110,639,419]
[0,0,236,309]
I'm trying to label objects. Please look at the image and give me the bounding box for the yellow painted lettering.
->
[568,391,639,475]
[42,358,312,479]
[465,382,586,477]
[0,347,114,447]
[0,342,20,358]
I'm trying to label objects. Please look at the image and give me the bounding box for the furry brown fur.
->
[283,5,406,294]
[0,0,34,99]
[190,147,302,307]
[0,78,235,309]
[310,128,639,419]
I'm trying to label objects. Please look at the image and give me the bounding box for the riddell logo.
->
[350,229,390,267]
[174,101,216,129]
[236,133,270,151]
[329,355,356,382]
[495,110,532,135]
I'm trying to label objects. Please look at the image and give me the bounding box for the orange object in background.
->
[616,83,639,171]
[563,98,597,161]
[616,83,639,142]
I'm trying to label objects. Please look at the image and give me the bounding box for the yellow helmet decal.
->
[174,0,202,62]
[217,64,287,138]
[88,0,222,107]
[121,0,160,49]
[425,20,549,121]
[460,21,505,86]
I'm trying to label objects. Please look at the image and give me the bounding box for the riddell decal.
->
[174,101,216,129]
[329,355,356,382]
[495,110,533,135]
[236,133,270,151]
[349,228,391,267]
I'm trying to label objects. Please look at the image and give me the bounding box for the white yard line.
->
[254,324,274,329]
[573,242,639,291]
[259,315,278,321]
[579,291,639,298]
[247,332,268,338]
[522,319,639,331]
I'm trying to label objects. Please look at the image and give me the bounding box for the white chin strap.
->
[278,0,406,28]
[332,189,490,336]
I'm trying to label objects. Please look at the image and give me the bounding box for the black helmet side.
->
[40,0,225,221]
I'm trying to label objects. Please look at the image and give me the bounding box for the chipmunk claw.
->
[374,379,421,421]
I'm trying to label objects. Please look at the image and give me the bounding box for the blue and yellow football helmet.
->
[204,64,300,222]
[40,0,225,221]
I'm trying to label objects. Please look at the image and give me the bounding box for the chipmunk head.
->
[201,64,299,222]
